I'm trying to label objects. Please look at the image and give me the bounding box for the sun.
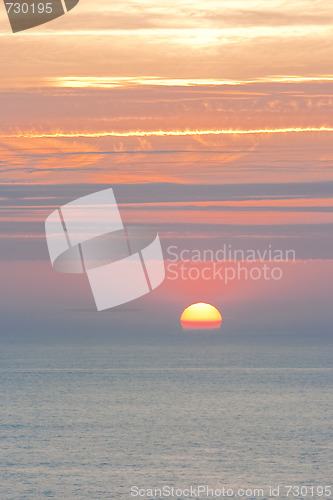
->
[180,302,222,330]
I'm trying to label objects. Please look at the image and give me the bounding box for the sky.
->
[0,0,333,340]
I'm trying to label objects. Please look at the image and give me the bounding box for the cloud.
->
[1,0,333,82]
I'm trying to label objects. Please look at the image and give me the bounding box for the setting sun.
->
[180,302,222,331]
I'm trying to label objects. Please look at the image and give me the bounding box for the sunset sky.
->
[1,0,333,339]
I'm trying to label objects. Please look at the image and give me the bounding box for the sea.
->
[0,331,332,500]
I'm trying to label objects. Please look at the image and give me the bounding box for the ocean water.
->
[0,332,332,500]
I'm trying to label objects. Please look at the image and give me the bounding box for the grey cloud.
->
[2,181,333,203]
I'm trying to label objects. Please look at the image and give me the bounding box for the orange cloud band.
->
[2,126,333,139]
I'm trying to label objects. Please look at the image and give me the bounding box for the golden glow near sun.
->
[180,302,222,331]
